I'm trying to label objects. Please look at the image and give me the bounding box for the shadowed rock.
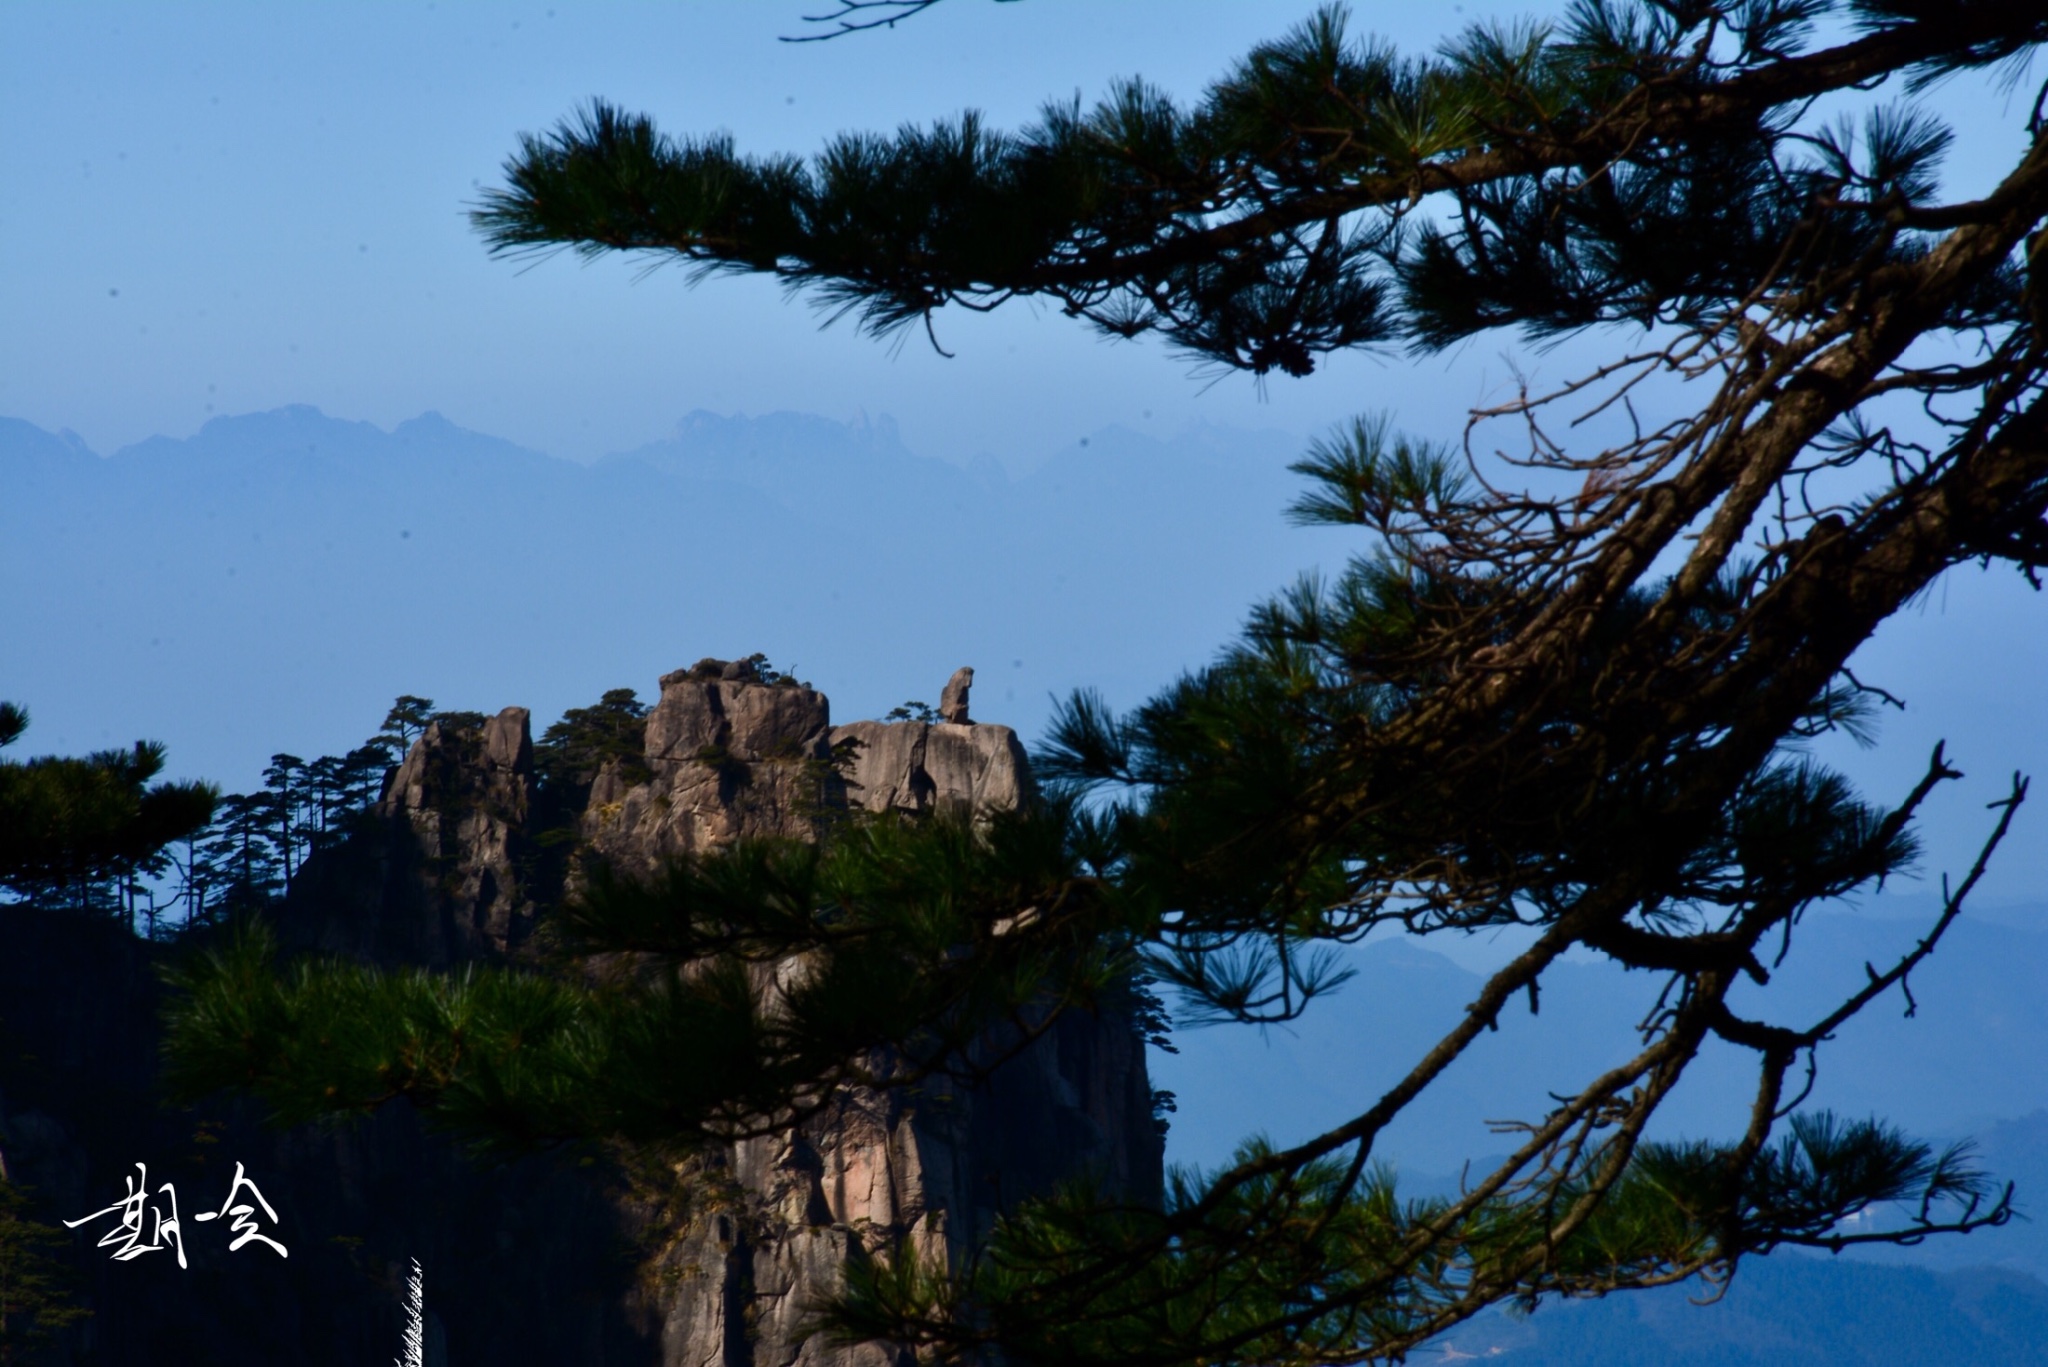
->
[282,705,537,966]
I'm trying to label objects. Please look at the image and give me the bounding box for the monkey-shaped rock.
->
[939,665,974,724]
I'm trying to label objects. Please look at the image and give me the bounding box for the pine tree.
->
[261,753,307,891]
[533,688,650,798]
[159,696,424,934]
[0,703,217,921]
[376,696,436,761]
[193,791,288,915]
[164,5,2048,1362]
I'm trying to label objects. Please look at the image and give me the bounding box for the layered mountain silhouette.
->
[0,404,1316,795]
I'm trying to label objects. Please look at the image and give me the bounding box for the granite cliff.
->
[0,663,1162,1366]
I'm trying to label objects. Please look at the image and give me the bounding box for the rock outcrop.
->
[0,662,1161,1367]
[583,661,833,876]
[286,705,539,965]
[938,666,973,725]
[829,717,1031,819]
[578,663,1157,1366]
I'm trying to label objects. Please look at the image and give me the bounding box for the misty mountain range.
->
[9,403,2048,1362]
[2,404,1323,792]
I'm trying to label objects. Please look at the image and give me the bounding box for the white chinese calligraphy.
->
[191,1161,289,1257]
[62,1162,186,1268]
[398,1257,425,1367]
[64,1160,288,1264]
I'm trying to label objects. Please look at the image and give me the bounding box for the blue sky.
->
[4,0,2043,913]
[5,0,1543,469]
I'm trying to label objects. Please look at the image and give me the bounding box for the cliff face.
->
[584,663,835,873]
[283,705,539,966]
[0,663,1161,1367]
[572,660,1162,1367]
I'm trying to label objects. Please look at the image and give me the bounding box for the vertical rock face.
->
[580,664,1161,1367]
[282,705,538,966]
[584,663,833,876]
[829,719,1031,819]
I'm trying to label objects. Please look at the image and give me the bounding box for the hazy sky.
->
[5,0,1552,470]
[5,1,2045,904]
[6,1,2031,470]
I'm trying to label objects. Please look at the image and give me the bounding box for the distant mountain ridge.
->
[603,406,1004,527]
[612,406,928,474]
[1,400,1314,791]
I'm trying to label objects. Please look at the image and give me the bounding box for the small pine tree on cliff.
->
[166,4,2048,1362]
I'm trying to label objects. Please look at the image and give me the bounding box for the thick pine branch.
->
[471,5,2046,372]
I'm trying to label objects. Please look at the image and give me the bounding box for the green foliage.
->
[378,695,436,757]
[473,3,2044,375]
[742,652,806,687]
[162,798,1145,1151]
[428,709,488,734]
[0,1176,89,1364]
[527,686,655,902]
[0,703,217,921]
[677,654,806,688]
[826,1118,1999,1366]
[534,688,650,798]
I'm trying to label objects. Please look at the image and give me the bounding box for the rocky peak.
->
[290,661,1160,1366]
[284,704,538,966]
[582,661,834,876]
[938,665,973,724]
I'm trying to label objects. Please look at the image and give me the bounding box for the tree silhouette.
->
[260,753,307,891]
[377,696,436,761]
[533,687,650,801]
[155,697,446,933]
[0,703,216,923]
